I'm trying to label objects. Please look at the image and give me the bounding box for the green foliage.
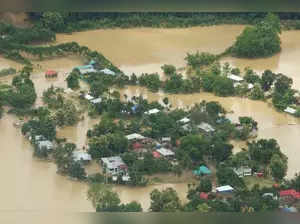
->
[6,74,37,109]
[163,73,201,94]
[291,173,300,191]
[216,167,245,189]
[40,12,66,32]
[22,118,56,141]
[88,184,121,212]
[244,68,260,84]
[88,133,128,159]
[161,64,176,76]
[87,183,142,212]
[197,178,213,193]
[54,100,80,127]
[150,188,181,212]
[138,73,161,92]
[248,139,282,165]
[177,135,209,164]
[272,74,295,110]
[66,70,80,89]
[250,84,265,100]
[260,70,276,91]
[185,52,218,69]
[0,67,16,77]
[212,76,234,96]
[53,143,76,174]
[231,13,281,58]
[270,154,287,181]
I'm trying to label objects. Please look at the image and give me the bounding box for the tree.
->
[216,167,245,189]
[197,178,212,193]
[260,70,275,91]
[244,68,260,84]
[87,184,121,212]
[291,173,300,191]
[248,139,282,165]
[250,84,265,100]
[177,135,209,163]
[231,13,281,58]
[41,12,66,32]
[161,64,176,76]
[274,74,293,95]
[119,201,143,212]
[7,75,37,109]
[53,143,76,174]
[68,161,87,180]
[54,100,79,127]
[185,52,217,69]
[270,154,287,181]
[66,70,80,89]
[150,188,181,212]
[197,203,211,213]
[21,117,56,141]
[212,76,234,96]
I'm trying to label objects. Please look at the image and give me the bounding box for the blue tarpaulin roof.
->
[193,165,211,175]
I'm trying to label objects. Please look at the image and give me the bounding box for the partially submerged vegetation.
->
[1,12,300,213]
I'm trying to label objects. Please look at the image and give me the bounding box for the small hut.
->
[45,70,58,78]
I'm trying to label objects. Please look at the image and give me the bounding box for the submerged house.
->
[144,108,160,115]
[216,185,234,194]
[36,140,54,153]
[72,151,92,164]
[284,107,297,115]
[228,74,244,82]
[126,133,146,141]
[197,122,215,133]
[100,68,116,76]
[45,70,58,78]
[233,167,252,178]
[156,148,175,158]
[193,165,211,176]
[178,117,190,124]
[76,65,97,75]
[101,156,128,175]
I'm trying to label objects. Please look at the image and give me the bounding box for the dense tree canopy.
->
[231,13,281,58]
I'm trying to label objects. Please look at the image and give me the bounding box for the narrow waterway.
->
[1,25,300,212]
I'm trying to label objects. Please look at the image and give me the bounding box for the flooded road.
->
[1,25,300,212]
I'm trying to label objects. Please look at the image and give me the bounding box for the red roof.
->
[152,151,161,158]
[199,192,209,200]
[45,70,57,76]
[280,189,300,199]
[133,142,142,149]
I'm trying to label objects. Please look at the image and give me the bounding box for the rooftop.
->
[73,151,92,162]
[90,98,102,104]
[156,148,175,156]
[126,133,145,141]
[284,107,297,114]
[145,108,160,115]
[37,140,53,150]
[197,122,215,132]
[228,74,244,82]
[101,156,126,170]
[216,185,234,192]
[179,117,190,124]
[100,68,116,76]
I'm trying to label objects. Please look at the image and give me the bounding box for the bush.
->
[231,13,281,58]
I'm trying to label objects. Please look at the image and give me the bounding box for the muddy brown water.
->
[1,25,300,212]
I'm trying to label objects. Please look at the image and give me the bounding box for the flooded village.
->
[1,13,300,213]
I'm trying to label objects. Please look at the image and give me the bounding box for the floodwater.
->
[1,25,300,212]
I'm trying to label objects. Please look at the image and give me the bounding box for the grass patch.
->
[244,176,275,189]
